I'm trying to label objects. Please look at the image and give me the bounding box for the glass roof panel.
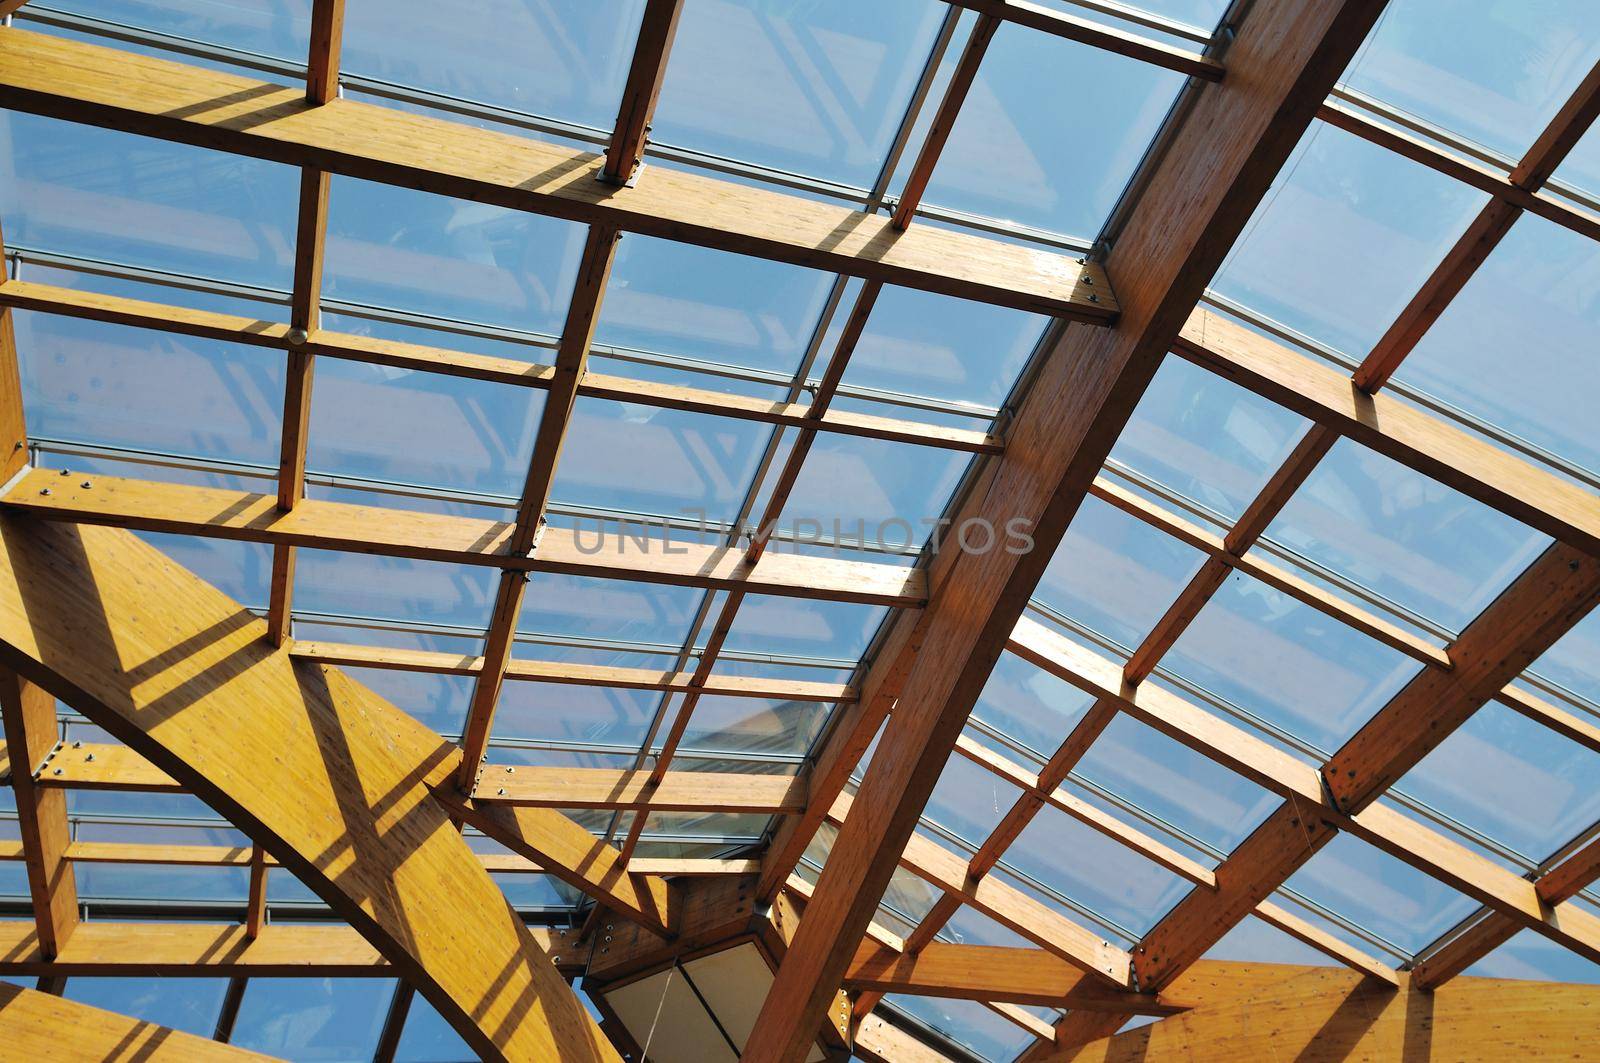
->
[919,21,1186,240]
[289,549,495,634]
[513,573,704,655]
[924,743,1022,847]
[1211,121,1491,357]
[1259,437,1551,633]
[232,978,394,1061]
[1,113,298,287]
[1341,0,1600,161]
[651,0,945,188]
[1073,713,1278,856]
[341,666,471,737]
[969,651,1097,761]
[718,594,889,668]
[1390,213,1600,478]
[66,977,230,1039]
[1160,572,1421,752]
[343,0,647,131]
[395,991,479,1063]
[1109,355,1310,523]
[1395,700,1600,860]
[885,995,1033,1063]
[597,235,834,378]
[1035,494,1209,651]
[1203,913,1343,967]
[41,0,305,58]
[1528,609,1600,707]
[1469,928,1600,983]
[836,284,1047,409]
[324,176,584,335]
[1283,831,1477,956]
[1003,803,1189,939]
[672,694,834,760]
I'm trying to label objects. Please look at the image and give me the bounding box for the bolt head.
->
[286,327,310,346]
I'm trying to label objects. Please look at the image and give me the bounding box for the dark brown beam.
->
[602,0,684,184]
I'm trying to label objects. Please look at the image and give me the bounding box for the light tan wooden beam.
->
[0,29,1115,320]
[844,940,1186,1013]
[0,468,925,606]
[747,3,1386,1057]
[0,980,276,1059]
[1038,962,1600,1062]
[602,0,683,185]
[0,516,617,1061]
[289,640,856,701]
[946,1,1223,80]
[0,671,76,958]
[304,0,344,106]
[1176,305,1600,556]
[0,279,999,454]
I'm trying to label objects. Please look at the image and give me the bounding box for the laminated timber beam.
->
[35,741,809,816]
[0,28,1116,322]
[1033,962,1600,1062]
[0,469,926,607]
[0,515,620,1061]
[0,279,1001,454]
[0,981,274,1060]
[746,3,1387,1058]
[288,640,856,702]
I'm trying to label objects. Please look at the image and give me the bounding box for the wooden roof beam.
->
[0,468,926,606]
[0,279,1000,454]
[0,28,1115,321]
[747,3,1386,1056]
[601,0,683,185]
[945,1,1224,80]
[0,516,618,1061]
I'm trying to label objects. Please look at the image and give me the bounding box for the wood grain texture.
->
[0,29,1115,321]
[0,670,76,957]
[0,515,616,1062]
[0,468,925,606]
[0,980,275,1059]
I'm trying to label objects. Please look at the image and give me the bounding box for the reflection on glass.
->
[920,22,1184,239]
[1343,0,1600,160]
[1213,122,1489,357]
[1110,355,1309,522]
[1393,214,1600,477]
[970,651,1096,761]
[231,978,393,1061]
[653,0,944,187]
[43,0,308,58]
[1262,438,1549,633]
[66,977,229,1039]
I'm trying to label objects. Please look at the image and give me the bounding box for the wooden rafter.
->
[0,981,274,1059]
[0,515,618,1061]
[0,28,1116,320]
[746,3,1387,1057]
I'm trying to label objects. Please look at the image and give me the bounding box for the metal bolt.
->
[84,753,95,762]
[1088,294,1099,303]
[1083,276,1093,285]
[52,768,60,775]
[505,766,514,773]
[72,741,81,748]
[58,469,68,476]
[552,956,561,963]
[38,488,49,496]
[286,327,310,346]
[497,788,506,796]
[80,481,92,489]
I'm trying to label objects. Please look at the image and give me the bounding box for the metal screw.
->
[497,788,506,796]
[58,469,68,476]
[72,741,81,748]
[80,481,92,489]
[52,768,60,775]
[1083,276,1093,285]
[38,488,49,496]
[84,753,95,762]
[286,327,310,346]
[1088,294,1099,303]
[505,766,514,773]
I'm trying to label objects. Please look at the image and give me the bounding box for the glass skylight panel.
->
[671,693,833,759]
[769,432,968,553]
[1260,438,1551,634]
[1556,120,1600,202]
[288,549,496,633]
[1283,832,1477,957]
[917,21,1186,240]
[40,0,307,60]
[1109,355,1311,523]
[1,114,299,288]
[970,651,1098,761]
[1204,914,1343,967]
[338,666,470,737]
[1395,701,1600,861]
[717,593,888,669]
[1034,494,1209,651]
[1527,609,1600,707]
[1074,714,1278,856]
[513,572,704,656]
[547,399,769,527]
[394,994,477,1063]
[15,312,285,468]
[1391,213,1600,477]
[836,284,1047,409]
[231,978,394,1061]
[1211,122,1490,358]
[1004,804,1189,939]
[924,744,1023,847]
[324,177,583,335]
[1341,0,1600,161]
[598,235,833,379]
[66,978,231,1040]
[1160,573,1421,752]
[649,0,944,188]
[1469,928,1600,984]
[343,0,645,131]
